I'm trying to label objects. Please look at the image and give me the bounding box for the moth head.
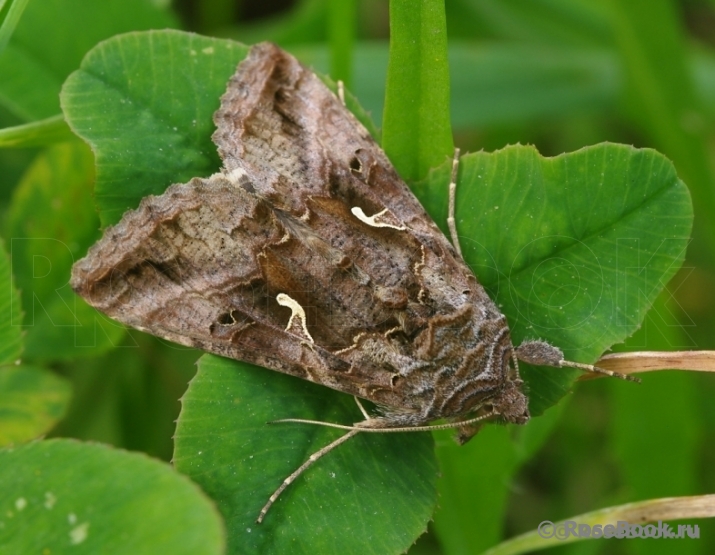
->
[455,377,529,445]
[492,377,530,426]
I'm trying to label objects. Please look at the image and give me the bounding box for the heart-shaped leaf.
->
[414,144,692,414]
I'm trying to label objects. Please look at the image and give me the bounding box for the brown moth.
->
[71,42,634,522]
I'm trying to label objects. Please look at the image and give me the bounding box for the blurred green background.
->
[1,1,714,554]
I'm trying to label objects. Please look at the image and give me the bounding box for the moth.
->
[71,42,635,522]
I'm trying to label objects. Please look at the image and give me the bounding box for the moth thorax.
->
[482,342,530,425]
[437,321,517,421]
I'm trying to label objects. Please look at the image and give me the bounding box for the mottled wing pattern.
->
[213,42,440,236]
[71,43,521,427]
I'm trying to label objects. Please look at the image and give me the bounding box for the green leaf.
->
[414,143,692,415]
[382,0,454,181]
[0,0,178,121]
[174,355,437,555]
[0,236,22,365]
[0,439,225,554]
[4,141,124,361]
[0,0,31,54]
[0,114,75,148]
[61,30,249,226]
[0,365,71,446]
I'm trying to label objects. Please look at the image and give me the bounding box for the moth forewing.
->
[71,42,634,523]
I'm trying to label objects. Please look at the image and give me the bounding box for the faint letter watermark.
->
[538,520,700,540]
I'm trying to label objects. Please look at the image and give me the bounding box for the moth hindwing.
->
[71,42,633,521]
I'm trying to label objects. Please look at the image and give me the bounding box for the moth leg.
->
[455,421,485,445]
[337,80,346,105]
[256,428,361,523]
[258,396,368,523]
[452,406,498,445]
[447,147,463,257]
[516,340,641,383]
[354,396,371,420]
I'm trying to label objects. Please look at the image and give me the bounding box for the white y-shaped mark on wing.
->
[277,293,314,343]
[351,207,406,230]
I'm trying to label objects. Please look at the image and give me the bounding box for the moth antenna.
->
[379,411,495,433]
[268,418,357,430]
[257,428,361,523]
[561,359,641,383]
[270,411,496,433]
[447,147,463,257]
[354,396,371,419]
[337,80,346,105]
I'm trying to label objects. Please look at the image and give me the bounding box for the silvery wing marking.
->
[70,42,529,433]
